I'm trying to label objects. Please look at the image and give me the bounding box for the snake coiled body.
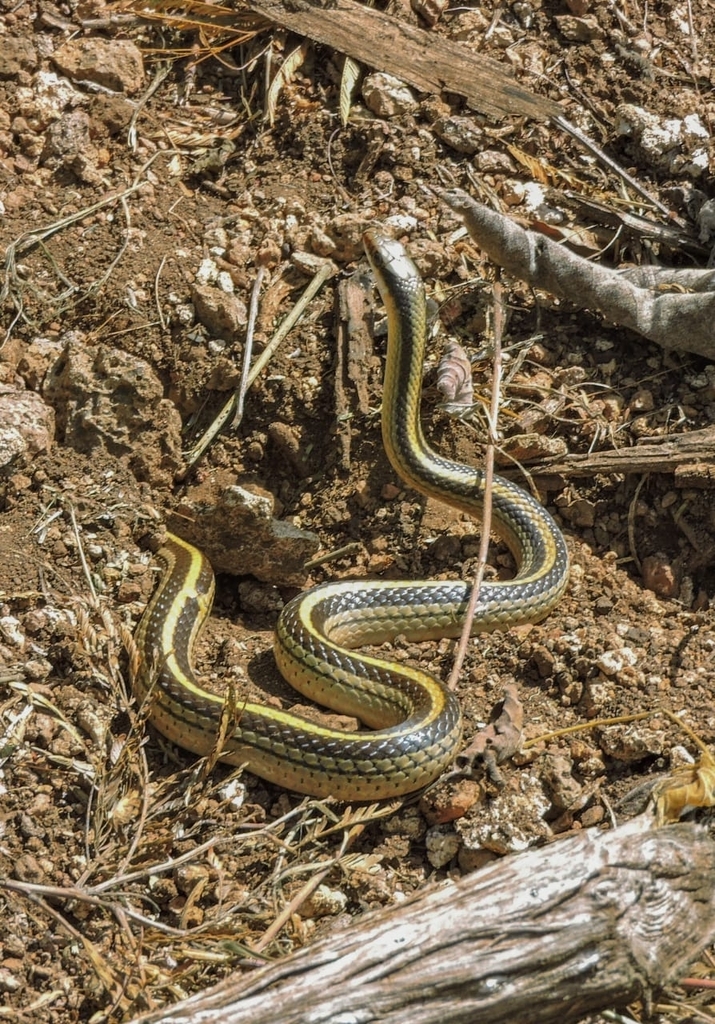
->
[133,231,569,799]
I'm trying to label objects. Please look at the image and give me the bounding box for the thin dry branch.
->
[179,258,336,475]
[446,281,504,692]
[533,424,715,479]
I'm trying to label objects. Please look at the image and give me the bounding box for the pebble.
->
[0,386,55,470]
[0,968,21,994]
[432,115,483,155]
[381,483,401,501]
[174,863,210,896]
[362,73,418,118]
[52,37,145,94]
[641,554,679,598]
[301,885,348,918]
[420,779,482,824]
[425,825,460,868]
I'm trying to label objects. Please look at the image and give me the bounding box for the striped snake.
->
[133,231,569,800]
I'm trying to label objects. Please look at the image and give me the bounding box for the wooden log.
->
[241,0,561,121]
[130,819,715,1024]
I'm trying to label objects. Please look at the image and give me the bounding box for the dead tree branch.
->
[241,0,560,121]
[441,188,715,360]
[130,819,715,1024]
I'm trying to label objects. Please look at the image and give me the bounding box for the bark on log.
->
[131,819,715,1024]
[241,0,561,121]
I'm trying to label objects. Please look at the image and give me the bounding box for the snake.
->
[133,230,569,800]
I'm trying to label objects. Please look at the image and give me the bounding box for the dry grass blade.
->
[266,42,308,125]
[339,56,362,126]
[117,0,266,60]
[230,266,266,429]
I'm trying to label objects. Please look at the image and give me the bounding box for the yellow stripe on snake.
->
[133,231,569,800]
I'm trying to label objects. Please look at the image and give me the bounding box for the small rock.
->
[407,237,452,277]
[596,648,637,678]
[554,14,605,40]
[628,388,655,413]
[116,579,143,604]
[420,778,482,824]
[0,385,55,469]
[301,884,348,918]
[317,213,374,263]
[599,724,665,762]
[0,37,38,79]
[24,658,52,682]
[0,968,22,994]
[52,38,145,94]
[541,754,583,811]
[429,534,461,564]
[173,482,320,586]
[354,480,371,507]
[362,73,418,118]
[191,283,247,341]
[174,863,210,896]
[457,846,499,873]
[43,335,182,485]
[564,498,596,528]
[13,853,48,884]
[641,553,679,598]
[15,71,83,129]
[381,483,401,501]
[425,825,460,868]
[579,805,605,827]
[41,109,105,184]
[432,116,483,154]
[238,579,284,615]
[530,644,556,679]
[255,237,282,268]
[268,421,312,478]
[473,149,516,174]
[89,92,136,136]
[382,805,426,841]
[594,595,613,615]
[456,774,552,854]
[615,103,709,178]
[17,336,65,390]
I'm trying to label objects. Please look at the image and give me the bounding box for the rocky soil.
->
[0,0,714,1020]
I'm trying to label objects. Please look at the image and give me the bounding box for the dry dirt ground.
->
[1,0,715,1020]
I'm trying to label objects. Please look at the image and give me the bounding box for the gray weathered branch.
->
[130,819,715,1024]
[441,188,715,360]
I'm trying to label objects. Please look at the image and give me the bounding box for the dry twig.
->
[446,281,505,692]
[180,258,336,475]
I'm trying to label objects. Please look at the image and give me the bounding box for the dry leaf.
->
[651,751,715,825]
[266,41,309,126]
[340,56,362,126]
